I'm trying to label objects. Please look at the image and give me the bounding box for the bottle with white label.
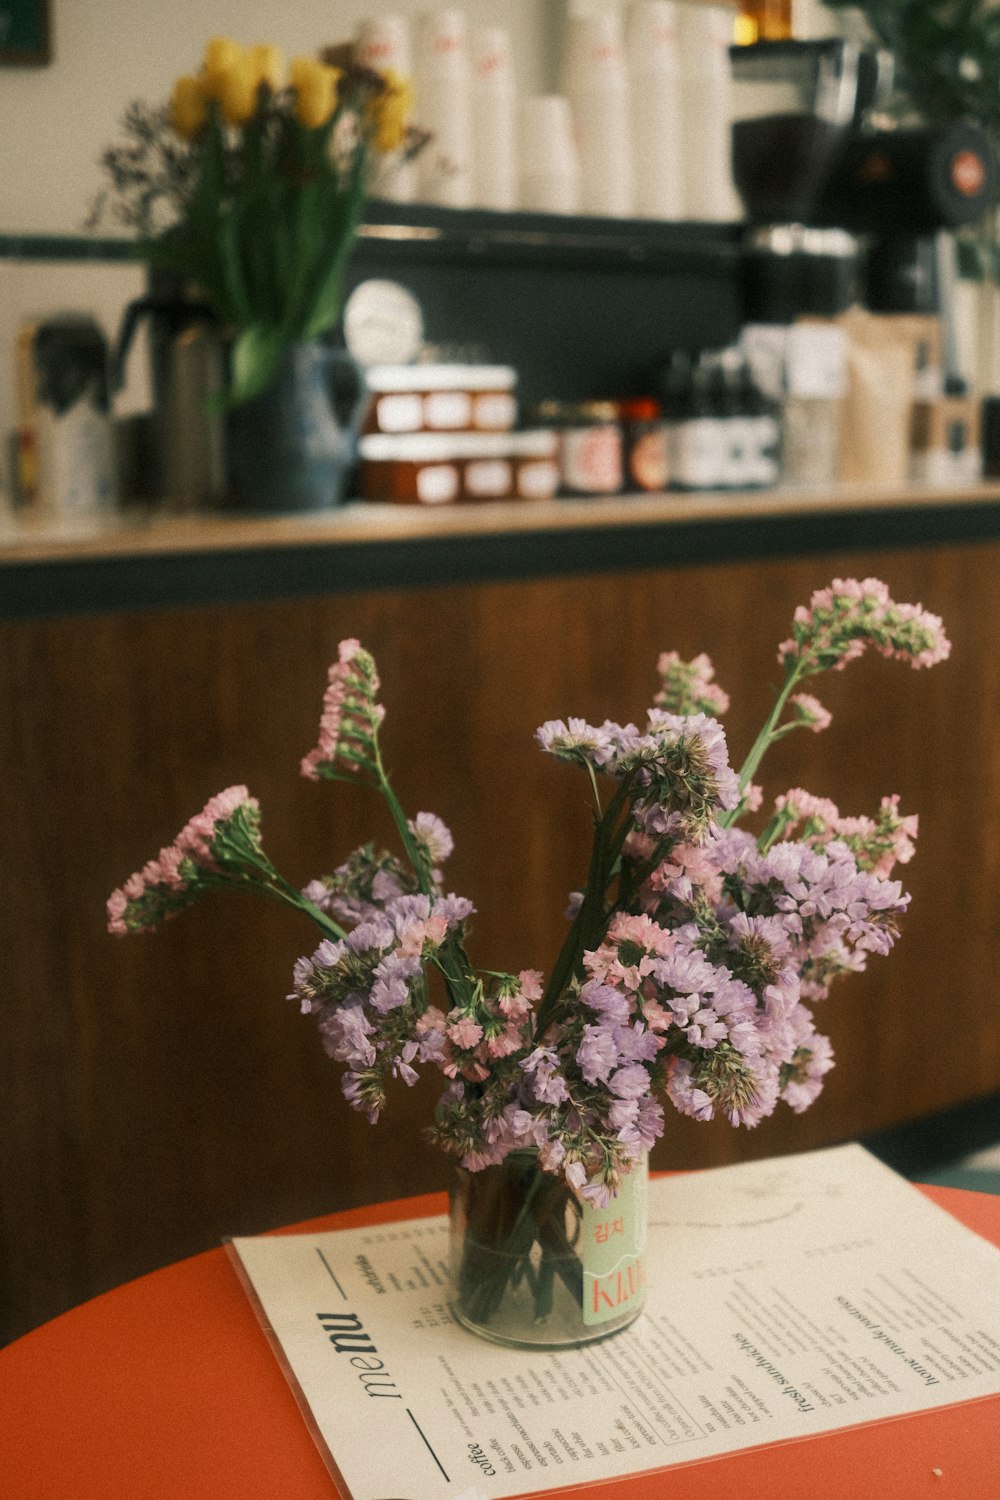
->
[671,353,726,490]
[782,321,848,485]
[415,9,473,208]
[626,0,683,221]
[471,26,517,210]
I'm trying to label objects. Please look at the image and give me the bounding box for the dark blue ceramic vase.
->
[225,341,367,512]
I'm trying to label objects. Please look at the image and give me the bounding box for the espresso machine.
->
[729,39,998,324]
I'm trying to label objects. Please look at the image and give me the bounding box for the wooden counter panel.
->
[2,543,998,1343]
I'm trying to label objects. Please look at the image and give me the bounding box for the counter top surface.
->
[5,481,1000,564]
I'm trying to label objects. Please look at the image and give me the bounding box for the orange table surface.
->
[2,1183,998,1500]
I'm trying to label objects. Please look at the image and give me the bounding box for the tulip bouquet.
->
[108,579,949,1340]
[92,36,420,403]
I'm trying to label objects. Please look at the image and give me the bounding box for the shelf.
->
[4,482,1000,622]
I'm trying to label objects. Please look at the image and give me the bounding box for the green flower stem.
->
[369,735,433,893]
[535,777,632,1036]
[210,828,346,941]
[722,657,806,821]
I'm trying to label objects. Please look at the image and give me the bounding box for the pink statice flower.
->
[300,639,386,781]
[778,577,950,675]
[789,692,832,733]
[655,650,731,716]
[107,785,260,935]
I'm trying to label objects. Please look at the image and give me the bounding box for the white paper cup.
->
[417,8,469,79]
[520,95,580,214]
[625,1,680,76]
[562,11,628,94]
[355,14,412,74]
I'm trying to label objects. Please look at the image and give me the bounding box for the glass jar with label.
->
[536,401,624,496]
[449,1149,648,1348]
[617,396,669,492]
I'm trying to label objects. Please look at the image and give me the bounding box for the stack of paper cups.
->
[355,14,416,203]
[415,8,473,208]
[471,26,517,210]
[561,11,634,218]
[677,3,741,221]
[626,1,683,221]
[520,95,581,214]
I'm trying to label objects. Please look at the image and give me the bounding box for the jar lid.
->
[360,428,559,462]
[364,363,517,392]
[534,399,620,424]
[617,396,661,422]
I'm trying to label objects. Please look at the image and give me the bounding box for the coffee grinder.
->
[729,39,997,325]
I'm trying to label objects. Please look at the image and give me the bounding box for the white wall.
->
[0,0,555,235]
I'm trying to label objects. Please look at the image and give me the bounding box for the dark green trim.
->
[0,234,141,262]
[0,207,741,273]
[4,499,1000,622]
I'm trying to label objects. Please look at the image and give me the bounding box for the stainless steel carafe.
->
[113,274,227,509]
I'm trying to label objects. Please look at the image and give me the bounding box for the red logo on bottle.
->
[952,150,986,197]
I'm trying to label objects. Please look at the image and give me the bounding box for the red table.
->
[2,1184,998,1500]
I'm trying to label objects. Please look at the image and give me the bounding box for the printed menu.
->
[228,1144,1000,1500]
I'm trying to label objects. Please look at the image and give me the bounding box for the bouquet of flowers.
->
[90,35,421,403]
[108,579,949,1339]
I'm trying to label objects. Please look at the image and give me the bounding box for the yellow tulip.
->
[201,36,245,101]
[368,70,412,153]
[217,53,261,125]
[248,43,284,93]
[290,56,340,130]
[169,74,208,141]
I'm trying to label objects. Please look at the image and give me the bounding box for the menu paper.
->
[228,1145,1000,1500]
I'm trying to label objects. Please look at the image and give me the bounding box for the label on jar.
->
[516,459,560,499]
[561,424,623,495]
[415,463,460,504]
[472,391,517,430]
[464,458,513,498]
[581,1162,647,1325]
[627,424,669,491]
[375,392,424,433]
[424,390,473,430]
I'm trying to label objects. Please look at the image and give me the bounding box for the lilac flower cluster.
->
[292,890,475,1122]
[107,578,951,1210]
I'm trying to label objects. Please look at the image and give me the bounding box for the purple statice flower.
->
[408,811,454,865]
[608,1093,664,1154]
[536,716,642,774]
[580,978,634,1024]
[521,1046,571,1105]
[577,1024,620,1083]
[318,1000,376,1068]
[609,1062,652,1100]
[666,1058,714,1121]
[369,952,422,1013]
[779,1009,835,1112]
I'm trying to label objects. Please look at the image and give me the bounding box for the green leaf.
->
[228,324,285,406]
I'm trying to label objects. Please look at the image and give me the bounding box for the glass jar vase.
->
[448,1150,647,1349]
